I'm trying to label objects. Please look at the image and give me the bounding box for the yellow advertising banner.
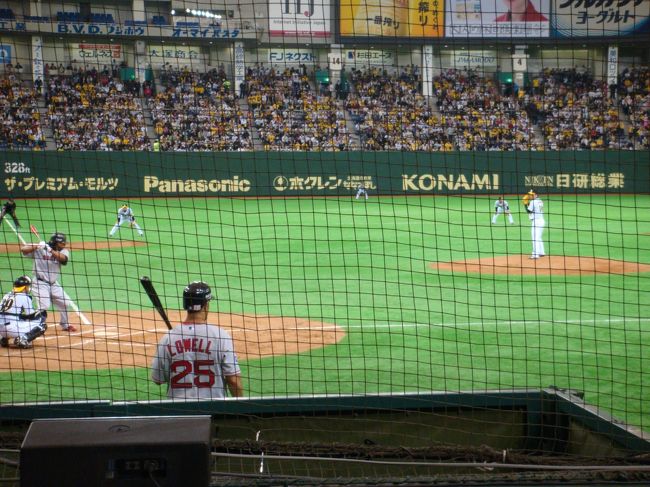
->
[340,0,444,37]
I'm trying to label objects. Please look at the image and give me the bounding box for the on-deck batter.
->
[151,281,243,400]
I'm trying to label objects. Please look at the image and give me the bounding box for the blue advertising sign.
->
[0,44,11,64]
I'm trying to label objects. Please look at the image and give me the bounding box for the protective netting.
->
[0,0,649,483]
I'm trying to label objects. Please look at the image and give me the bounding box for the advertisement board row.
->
[268,0,649,38]
[1,152,647,198]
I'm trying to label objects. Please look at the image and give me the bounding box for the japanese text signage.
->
[345,49,395,67]
[524,173,625,189]
[340,0,444,37]
[0,20,244,39]
[267,48,316,64]
[552,0,650,37]
[71,44,123,63]
[147,45,200,61]
[273,175,376,192]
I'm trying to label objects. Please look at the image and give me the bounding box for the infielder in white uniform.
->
[355,183,368,200]
[492,196,514,224]
[526,190,546,259]
[151,281,243,400]
[0,276,47,348]
[21,232,77,332]
[109,204,144,237]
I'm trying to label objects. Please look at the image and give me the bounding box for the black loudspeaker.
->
[20,416,212,487]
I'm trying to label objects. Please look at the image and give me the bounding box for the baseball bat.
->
[29,224,41,241]
[140,276,173,330]
[68,298,92,326]
[3,219,26,245]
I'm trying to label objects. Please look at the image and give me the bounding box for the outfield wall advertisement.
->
[0,152,647,198]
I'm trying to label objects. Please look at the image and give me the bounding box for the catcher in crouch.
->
[0,276,47,349]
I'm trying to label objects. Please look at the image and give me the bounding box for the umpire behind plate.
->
[151,281,244,400]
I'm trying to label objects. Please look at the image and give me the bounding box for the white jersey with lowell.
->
[151,323,240,399]
[527,198,545,223]
[27,246,70,284]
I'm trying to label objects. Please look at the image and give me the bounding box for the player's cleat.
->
[0,337,9,348]
[61,324,77,332]
[14,336,31,349]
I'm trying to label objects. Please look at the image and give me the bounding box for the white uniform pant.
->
[530,219,545,257]
[32,280,71,327]
[110,217,143,236]
[1,317,45,341]
[492,208,513,224]
[356,189,368,200]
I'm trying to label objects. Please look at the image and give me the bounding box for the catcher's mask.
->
[13,275,32,293]
[183,281,213,312]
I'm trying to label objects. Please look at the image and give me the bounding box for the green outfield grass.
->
[1,195,649,429]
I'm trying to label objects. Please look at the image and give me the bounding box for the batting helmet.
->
[13,275,32,292]
[183,281,212,311]
[49,232,66,248]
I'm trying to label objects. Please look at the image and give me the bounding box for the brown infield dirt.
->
[0,240,345,372]
[430,255,650,276]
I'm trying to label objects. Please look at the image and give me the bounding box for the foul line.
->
[343,317,650,330]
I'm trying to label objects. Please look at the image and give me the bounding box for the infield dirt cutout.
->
[0,240,345,371]
[430,255,650,276]
[0,310,346,372]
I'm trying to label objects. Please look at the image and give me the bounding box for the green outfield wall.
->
[1,151,647,198]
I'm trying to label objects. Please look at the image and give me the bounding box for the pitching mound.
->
[0,310,345,372]
[430,255,650,276]
[0,240,146,253]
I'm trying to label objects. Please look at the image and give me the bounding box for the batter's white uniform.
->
[0,291,46,343]
[492,198,514,224]
[527,197,545,259]
[356,184,368,200]
[109,206,144,236]
[27,245,74,330]
[151,322,241,400]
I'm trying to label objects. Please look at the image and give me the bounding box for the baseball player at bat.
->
[150,281,243,400]
[109,204,144,237]
[0,276,47,349]
[20,232,77,332]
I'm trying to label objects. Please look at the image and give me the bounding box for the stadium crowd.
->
[46,66,149,150]
[150,66,252,151]
[246,64,351,151]
[1,63,648,152]
[0,75,46,150]
[618,67,650,149]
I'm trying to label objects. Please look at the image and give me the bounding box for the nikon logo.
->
[402,173,499,191]
[144,176,251,193]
